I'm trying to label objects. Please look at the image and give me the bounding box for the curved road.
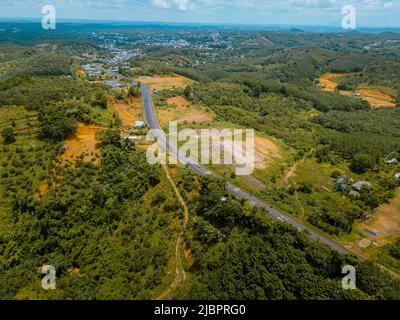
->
[141,83,362,258]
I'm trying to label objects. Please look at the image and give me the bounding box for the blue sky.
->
[0,0,400,27]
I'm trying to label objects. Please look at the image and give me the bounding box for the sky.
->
[0,0,400,27]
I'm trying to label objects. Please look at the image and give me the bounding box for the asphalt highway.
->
[141,83,362,258]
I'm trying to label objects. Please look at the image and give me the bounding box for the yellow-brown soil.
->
[318,73,396,108]
[61,124,104,165]
[138,75,191,91]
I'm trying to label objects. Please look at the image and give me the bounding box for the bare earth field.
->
[357,191,400,246]
[167,96,190,108]
[178,111,214,125]
[253,135,282,170]
[38,124,104,197]
[318,73,396,108]
[341,191,400,265]
[138,75,192,91]
[318,73,346,90]
[61,124,104,165]
[113,97,143,127]
[158,95,215,127]
[355,88,396,108]
[212,134,281,171]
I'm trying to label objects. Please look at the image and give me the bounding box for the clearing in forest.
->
[211,134,281,173]
[138,74,192,91]
[157,95,215,127]
[355,191,400,249]
[249,135,282,171]
[60,123,104,166]
[354,88,396,108]
[318,73,346,91]
[167,96,190,108]
[318,73,396,108]
[113,97,143,127]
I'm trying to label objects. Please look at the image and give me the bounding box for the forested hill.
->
[1,24,400,299]
[172,173,400,300]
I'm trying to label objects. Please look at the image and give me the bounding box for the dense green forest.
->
[173,173,400,299]
[0,126,182,299]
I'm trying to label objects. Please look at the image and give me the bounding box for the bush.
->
[1,128,16,145]
[350,153,375,173]
[128,86,141,98]
[331,170,342,179]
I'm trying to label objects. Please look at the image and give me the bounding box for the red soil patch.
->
[113,97,144,127]
[319,73,396,109]
[318,73,345,91]
[178,111,215,124]
[355,88,396,108]
[114,101,137,127]
[167,96,190,108]
[357,88,395,101]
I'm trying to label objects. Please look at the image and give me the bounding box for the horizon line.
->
[1,16,400,30]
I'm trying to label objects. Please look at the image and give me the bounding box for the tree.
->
[97,129,122,147]
[1,128,16,144]
[128,86,141,98]
[297,181,313,194]
[38,107,77,142]
[92,92,108,109]
[350,153,375,173]
[331,170,342,179]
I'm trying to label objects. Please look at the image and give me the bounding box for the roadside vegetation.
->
[1,24,400,299]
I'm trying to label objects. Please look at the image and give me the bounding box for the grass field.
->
[156,96,215,128]
[138,74,194,91]
[342,191,400,265]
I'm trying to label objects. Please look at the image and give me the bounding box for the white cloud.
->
[150,0,193,10]
[151,0,171,9]
[175,0,190,11]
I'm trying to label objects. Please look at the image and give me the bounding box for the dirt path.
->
[319,73,346,91]
[157,165,189,300]
[281,149,314,186]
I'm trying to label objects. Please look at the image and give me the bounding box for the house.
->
[105,81,122,89]
[351,181,371,192]
[335,176,350,191]
[134,121,145,128]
